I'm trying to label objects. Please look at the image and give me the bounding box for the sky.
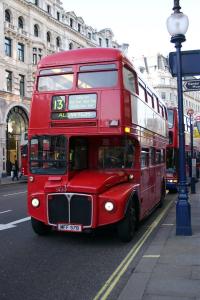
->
[63,0,200,60]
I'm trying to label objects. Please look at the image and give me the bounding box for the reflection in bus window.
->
[78,71,117,89]
[98,140,135,169]
[38,74,73,91]
[167,109,174,129]
[30,135,67,174]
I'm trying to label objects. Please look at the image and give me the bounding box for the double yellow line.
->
[93,200,173,300]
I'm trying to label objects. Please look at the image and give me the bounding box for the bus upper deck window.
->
[78,64,117,89]
[78,71,117,89]
[38,67,73,92]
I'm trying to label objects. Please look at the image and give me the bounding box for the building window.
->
[34,24,39,37]
[5,9,11,22]
[47,31,51,43]
[161,77,165,84]
[70,18,73,28]
[99,38,102,46]
[32,48,43,65]
[161,92,166,100]
[69,42,73,50]
[47,5,51,14]
[18,17,24,29]
[57,12,60,21]
[33,53,37,65]
[106,38,109,47]
[5,37,12,57]
[19,74,25,97]
[18,43,24,62]
[88,32,91,39]
[6,70,12,92]
[35,0,39,6]
[56,37,61,48]
[78,23,81,32]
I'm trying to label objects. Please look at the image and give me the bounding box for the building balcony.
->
[17,28,29,38]
[4,21,16,33]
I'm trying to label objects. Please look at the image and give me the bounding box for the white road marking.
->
[143,255,160,258]
[0,210,12,214]
[2,191,27,197]
[0,216,31,231]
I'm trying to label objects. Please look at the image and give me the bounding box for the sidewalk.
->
[118,184,200,300]
[0,175,27,185]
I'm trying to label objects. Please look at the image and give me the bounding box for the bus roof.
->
[38,48,130,68]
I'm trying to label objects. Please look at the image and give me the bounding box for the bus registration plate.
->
[57,224,82,232]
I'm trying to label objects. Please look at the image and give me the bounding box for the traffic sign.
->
[183,79,200,92]
[169,50,200,77]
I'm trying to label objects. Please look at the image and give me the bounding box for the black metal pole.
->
[190,115,196,193]
[172,35,192,235]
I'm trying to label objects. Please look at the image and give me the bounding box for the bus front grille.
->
[48,193,92,227]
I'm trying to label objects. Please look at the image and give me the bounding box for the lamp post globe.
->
[166,0,192,236]
[166,11,189,37]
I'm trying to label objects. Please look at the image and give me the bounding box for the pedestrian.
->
[12,158,19,181]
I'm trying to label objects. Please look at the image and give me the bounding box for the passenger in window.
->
[105,152,123,168]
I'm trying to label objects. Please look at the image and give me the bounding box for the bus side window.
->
[123,67,136,94]
[141,149,149,168]
[156,150,161,164]
[150,147,155,165]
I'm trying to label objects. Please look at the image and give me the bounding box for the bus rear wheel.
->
[158,181,166,208]
[31,217,51,235]
[117,203,136,242]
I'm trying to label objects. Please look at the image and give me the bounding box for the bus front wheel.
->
[117,203,136,242]
[31,217,51,235]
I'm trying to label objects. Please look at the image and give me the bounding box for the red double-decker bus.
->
[166,107,191,192]
[20,132,28,177]
[28,48,168,242]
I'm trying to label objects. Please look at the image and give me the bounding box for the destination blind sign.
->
[68,94,97,110]
[183,79,200,92]
[51,111,96,120]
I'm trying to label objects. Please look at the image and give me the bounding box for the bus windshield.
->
[30,135,67,174]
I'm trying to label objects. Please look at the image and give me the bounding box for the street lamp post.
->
[187,109,196,194]
[166,0,192,235]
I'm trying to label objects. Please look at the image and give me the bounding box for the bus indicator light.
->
[125,127,131,133]
[29,176,34,182]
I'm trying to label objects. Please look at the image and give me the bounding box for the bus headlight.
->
[104,201,115,212]
[32,198,40,208]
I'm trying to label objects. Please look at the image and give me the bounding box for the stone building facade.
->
[134,54,200,115]
[0,0,128,177]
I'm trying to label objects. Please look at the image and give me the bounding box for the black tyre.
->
[117,203,136,242]
[158,181,166,208]
[31,217,51,235]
